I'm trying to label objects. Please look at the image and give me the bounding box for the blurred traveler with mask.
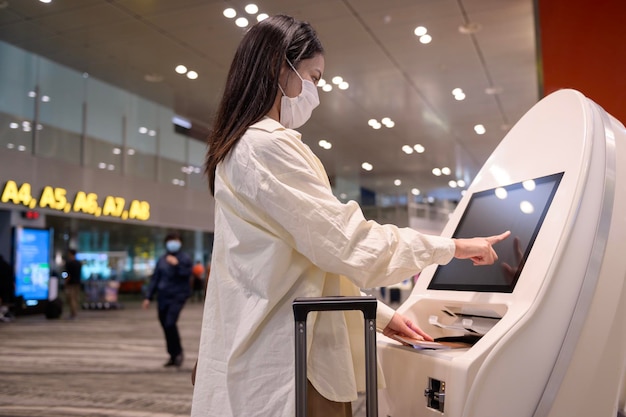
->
[143,232,193,367]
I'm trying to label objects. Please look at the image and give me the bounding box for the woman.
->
[191,15,509,417]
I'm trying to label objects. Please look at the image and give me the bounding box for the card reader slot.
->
[434,334,483,345]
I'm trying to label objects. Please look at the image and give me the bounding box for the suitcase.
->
[293,296,378,417]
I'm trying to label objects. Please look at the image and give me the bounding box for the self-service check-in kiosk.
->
[377,89,626,417]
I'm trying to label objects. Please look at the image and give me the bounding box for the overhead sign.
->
[1,180,150,221]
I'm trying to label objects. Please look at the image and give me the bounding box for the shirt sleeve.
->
[232,132,456,290]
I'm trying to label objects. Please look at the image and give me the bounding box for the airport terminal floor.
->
[0,299,367,417]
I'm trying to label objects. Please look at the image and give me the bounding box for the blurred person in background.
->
[63,249,82,319]
[143,232,193,367]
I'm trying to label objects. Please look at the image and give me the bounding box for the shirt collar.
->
[250,116,300,137]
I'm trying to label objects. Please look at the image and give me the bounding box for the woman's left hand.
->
[382,312,433,342]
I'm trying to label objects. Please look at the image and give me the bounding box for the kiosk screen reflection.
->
[428,172,564,292]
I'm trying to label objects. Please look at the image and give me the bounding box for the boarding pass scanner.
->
[377,89,626,417]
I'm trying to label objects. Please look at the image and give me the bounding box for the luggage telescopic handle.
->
[293,296,378,417]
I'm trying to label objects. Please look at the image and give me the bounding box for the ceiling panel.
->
[0,0,539,198]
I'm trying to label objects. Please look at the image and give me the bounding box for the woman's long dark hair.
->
[205,15,324,195]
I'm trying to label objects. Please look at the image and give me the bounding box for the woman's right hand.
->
[453,231,511,265]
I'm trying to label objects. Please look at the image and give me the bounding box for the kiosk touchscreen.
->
[377,89,626,417]
[428,172,562,293]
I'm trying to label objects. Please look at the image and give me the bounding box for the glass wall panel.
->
[188,139,207,191]
[0,113,33,154]
[0,41,37,119]
[0,42,37,154]
[83,137,122,174]
[36,124,81,164]
[125,96,157,180]
[158,106,188,186]
[85,78,126,145]
[158,106,185,162]
[36,57,84,164]
[84,78,126,172]
[37,57,84,133]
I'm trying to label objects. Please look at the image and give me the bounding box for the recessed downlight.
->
[223,8,236,18]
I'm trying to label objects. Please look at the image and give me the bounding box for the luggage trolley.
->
[293,296,378,417]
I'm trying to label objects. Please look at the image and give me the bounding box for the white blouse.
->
[191,117,455,417]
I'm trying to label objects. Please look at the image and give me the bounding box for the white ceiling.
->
[0,0,539,198]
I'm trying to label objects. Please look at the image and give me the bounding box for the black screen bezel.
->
[427,172,564,293]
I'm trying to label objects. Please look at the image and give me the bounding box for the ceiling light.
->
[338,81,349,90]
[458,22,482,35]
[414,26,427,37]
[235,17,249,27]
[17,145,26,151]
[520,201,534,214]
[175,65,187,74]
[28,91,36,98]
[6,143,14,149]
[432,168,442,176]
[419,34,432,44]
[186,70,198,80]
[257,13,269,21]
[317,79,326,87]
[40,0,52,3]
[318,139,332,150]
[41,95,50,102]
[368,119,377,127]
[245,4,258,14]
[402,145,413,154]
[223,8,237,18]
[127,148,136,155]
[148,130,156,136]
[452,88,463,96]
[322,84,332,92]
[413,144,425,153]
[331,76,343,85]
[112,148,121,155]
[523,180,536,191]
[9,122,18,129]
[457,180,466,187]
[474,124,486,135]
[361,162,373,171]
[381,118,394,128]
[98,162,106,169]
[485,86,502,95]
[411,188,421,196]
[372,123,382,130]
[394,179,402,186]
[144,73,164,83]
[173,115,192,129]
[441,167,451,175]
[138,127,148,134]
[448,180,457,188]
[495,187,508,199]
[107,164,115,171]
[454,92,466,100]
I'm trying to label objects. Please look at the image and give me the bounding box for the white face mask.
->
[278,60,320,129]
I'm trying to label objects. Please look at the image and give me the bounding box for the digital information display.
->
[428,172,563,293]
[14,227,52,301]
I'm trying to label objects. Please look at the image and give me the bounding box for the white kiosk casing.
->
[377,89,626,417]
